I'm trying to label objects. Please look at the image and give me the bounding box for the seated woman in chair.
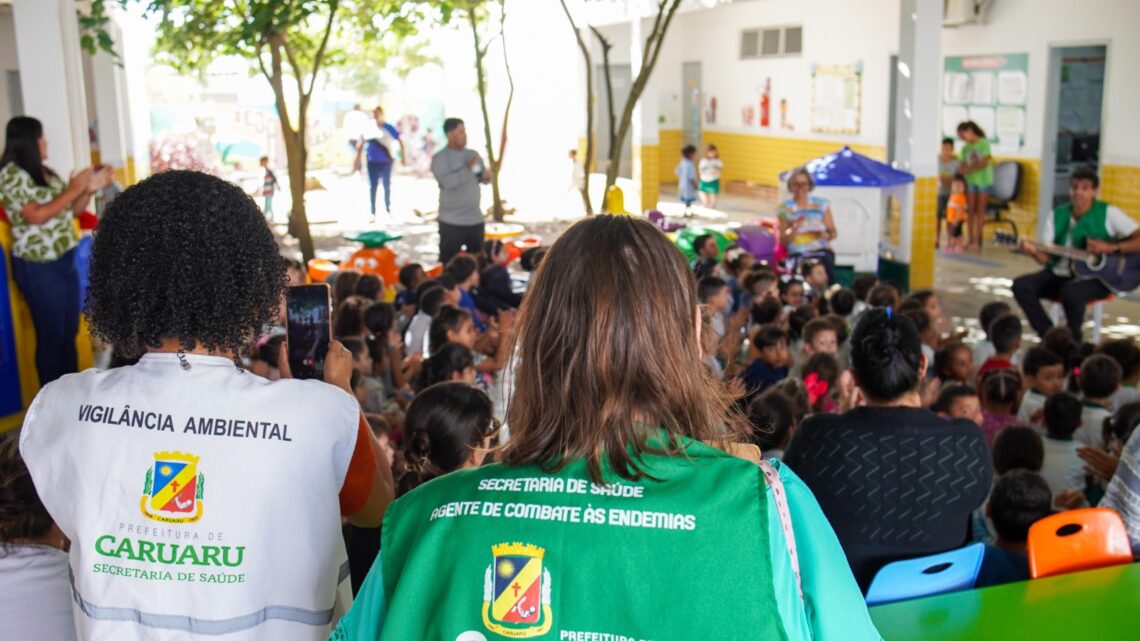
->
[779,168,838,283]
[331,215,880,640]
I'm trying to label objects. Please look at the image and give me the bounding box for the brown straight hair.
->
[504,215,742,483]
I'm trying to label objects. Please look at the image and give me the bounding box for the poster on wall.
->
[943,53,1028,155]
[811,63,862,135]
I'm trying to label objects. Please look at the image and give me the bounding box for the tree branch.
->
[306,0,340,99]
[496,0,514,167]
[559,0,595,214]
[589,26,616,153]
[281,37,306,104]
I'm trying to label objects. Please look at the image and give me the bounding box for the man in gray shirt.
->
[432,118,491,264]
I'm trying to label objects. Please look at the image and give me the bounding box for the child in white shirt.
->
[1040,392,1087,501]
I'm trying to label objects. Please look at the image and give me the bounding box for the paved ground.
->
[278,172,1139,345]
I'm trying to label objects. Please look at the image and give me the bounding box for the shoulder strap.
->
[759,459,803,602]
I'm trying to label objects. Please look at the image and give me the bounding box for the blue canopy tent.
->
[779,146,915,278]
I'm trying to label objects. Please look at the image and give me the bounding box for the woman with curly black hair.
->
[19,170,392,641]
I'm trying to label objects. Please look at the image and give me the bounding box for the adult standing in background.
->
[0,116,112,385]
[431,118,490,264]
[957,120,993,253]
[363,106,405,220]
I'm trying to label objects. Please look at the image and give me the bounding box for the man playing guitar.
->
[1012,167,1140,340]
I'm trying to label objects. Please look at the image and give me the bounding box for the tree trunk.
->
[560,0,594,215]
[281,128,315,263]
[469,8,505,223]
[600,0,683,207]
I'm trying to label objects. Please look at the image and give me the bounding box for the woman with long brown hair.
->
[331,216,879,640]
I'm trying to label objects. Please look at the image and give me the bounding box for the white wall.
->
[941,0,1140,166]
[591,0,900,147]
[0,6,20,127]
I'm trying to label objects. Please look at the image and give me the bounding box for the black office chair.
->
[983,161,1022,243]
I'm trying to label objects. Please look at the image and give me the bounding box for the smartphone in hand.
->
[285,284,332,380]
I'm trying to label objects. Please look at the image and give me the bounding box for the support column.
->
[630,16,659,214]
[12,0,90,177]
[89,18,133,185]
[894,0,941,290]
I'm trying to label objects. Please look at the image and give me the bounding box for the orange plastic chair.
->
[1027,508,1132,579]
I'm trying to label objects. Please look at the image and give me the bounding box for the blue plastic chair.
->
[865,543,986,606]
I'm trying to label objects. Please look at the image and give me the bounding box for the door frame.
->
[681,61,702,149]
[1038,40,1110,240]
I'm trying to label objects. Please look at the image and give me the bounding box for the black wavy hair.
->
[397,382,493,496]
[0,431,54,551]
[355,274,384,301]
[415,342,475,391]
[989,469,1053,543]
[850,309,923,402]
[747,389,796,452]
[2,116,53,187]
[428,305,472,353]
[992,425,1044,474]
[87,170,284,361]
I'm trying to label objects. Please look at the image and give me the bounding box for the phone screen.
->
[286,284,331,380]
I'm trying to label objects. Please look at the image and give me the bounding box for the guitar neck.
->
[1025,240,1093,261]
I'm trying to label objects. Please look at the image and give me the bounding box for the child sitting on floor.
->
[747,388,798,461]
[981,369,1021,447]
[739,325,791,398]
[1100,339,1140,408]
[934,341,975,384]
[977,314,1022,378]
[476,240,522,312]
[414,342,477,391]
[802,352,846,415]
[801,317,838,359]
[976,470,1053,588]
[1040,392,1086,501]
[1017,347,1065,427]
[1075,355,1122,448]
[972,301,1012,367]
[934,383,983,426]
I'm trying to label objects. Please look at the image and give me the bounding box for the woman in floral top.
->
[0,117,111,384]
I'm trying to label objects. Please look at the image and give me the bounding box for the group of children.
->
[694,239,1140,588]
[676,144,723,213]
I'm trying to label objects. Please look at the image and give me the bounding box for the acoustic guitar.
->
[993,230,1140,294]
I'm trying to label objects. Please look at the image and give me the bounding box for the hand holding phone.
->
[285,284,332,380]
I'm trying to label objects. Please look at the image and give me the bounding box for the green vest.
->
[377,438,786,641]
[1054,200,1110,250]
[1050,200,1110,269]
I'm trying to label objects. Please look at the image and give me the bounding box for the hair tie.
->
[804,372,830,406]
[886,307,893,320]
[1073,366,1081,377]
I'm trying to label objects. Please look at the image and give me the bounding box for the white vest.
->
[20,353,362,640]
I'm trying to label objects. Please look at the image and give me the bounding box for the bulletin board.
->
[811,63,862,135]
[942,53,1029,155]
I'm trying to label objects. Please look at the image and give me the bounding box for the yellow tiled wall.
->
[910,176,938,290]
[633,144,660,212]
[658,129,682,184]
[991,157,1040,241]
[699,131,886,188]
[1102,164,1140,223]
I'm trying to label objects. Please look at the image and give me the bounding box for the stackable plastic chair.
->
[1028,508,1132,579]
[865,543,985,606]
